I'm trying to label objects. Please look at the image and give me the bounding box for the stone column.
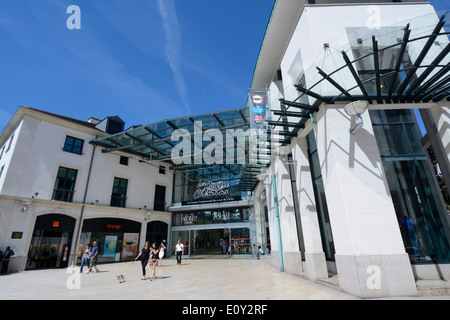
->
[313,103,417,298]
[291,136,329,281]
[273,157,303,275]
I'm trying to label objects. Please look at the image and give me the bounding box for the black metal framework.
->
[91,107,270,193]
[268,14,449,147]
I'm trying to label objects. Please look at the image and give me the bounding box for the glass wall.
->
[371,109,450,263]
[230,228,251,255]
[171,230,190,256]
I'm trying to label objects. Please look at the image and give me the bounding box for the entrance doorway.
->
[191,229,229,256]
[26,214,75,270]
[146,221,169,256]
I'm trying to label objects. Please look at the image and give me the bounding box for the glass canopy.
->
[91,107,273,193]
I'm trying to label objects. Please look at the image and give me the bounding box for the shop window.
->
[63,136,84,155]
[26,214,76,270]
[79,218,141,264]
[52,167,78,202]
[110,177,128,207]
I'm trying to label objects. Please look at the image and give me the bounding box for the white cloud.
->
[157,0,191,115]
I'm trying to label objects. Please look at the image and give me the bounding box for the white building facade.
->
[0,107,173,272]
[251,0,450,298]
[1,0,449,300]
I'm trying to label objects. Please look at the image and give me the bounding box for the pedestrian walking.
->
[175,240,184,265]
[149,243,159,281]
[1,246,15,275]
[79,244,91,273]
[87,241,99,273]
[158,242,166,267]
[136,241,150,280]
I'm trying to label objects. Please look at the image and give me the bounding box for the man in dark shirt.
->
[1,246,15,275]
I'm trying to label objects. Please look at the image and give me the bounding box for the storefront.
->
[78,217,141,264]
[26,214,76,270]
[171,206,253,257]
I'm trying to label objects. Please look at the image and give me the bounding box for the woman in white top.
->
[158,242,166,267]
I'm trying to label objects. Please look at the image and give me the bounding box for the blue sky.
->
[0,0,275,130]
[0,0,447,133]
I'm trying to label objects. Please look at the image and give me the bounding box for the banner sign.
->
[248,90,268,136]
[182,180,241,205]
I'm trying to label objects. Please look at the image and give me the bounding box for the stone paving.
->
[1,256,449,301]
[0,257,356,300]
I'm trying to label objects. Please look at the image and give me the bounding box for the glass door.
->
[26,230,72,269]
[230,228,251,255]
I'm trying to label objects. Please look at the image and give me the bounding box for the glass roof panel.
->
[90,107,268,193]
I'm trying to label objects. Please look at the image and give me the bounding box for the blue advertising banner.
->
[248,90,267,136]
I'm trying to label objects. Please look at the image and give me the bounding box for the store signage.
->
[11,231,23,239]
[180,213,198,225]
[178,210,242,225]
[212,211,240,222]
[53,221,60,228]
[107,224,122,230]
[182,196,242,206]
[193,180,230,200]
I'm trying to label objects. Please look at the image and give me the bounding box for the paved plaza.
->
[0,257,356,300]
[0,257,449,301]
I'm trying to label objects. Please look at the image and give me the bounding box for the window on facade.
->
[0,146,4,159]
[52,167,78,202]
[110,177,128,207]
[119,156,128,166]
[63,136,84,155]
[0,165,4,179]
[159,165,166,174]
[154,185,166,211]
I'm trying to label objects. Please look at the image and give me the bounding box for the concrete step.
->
[316,274,342,291]
[416,279,450,296]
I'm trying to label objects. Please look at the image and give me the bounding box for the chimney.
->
[88,117,101,125]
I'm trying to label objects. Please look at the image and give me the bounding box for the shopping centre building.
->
[1,0,449,298]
